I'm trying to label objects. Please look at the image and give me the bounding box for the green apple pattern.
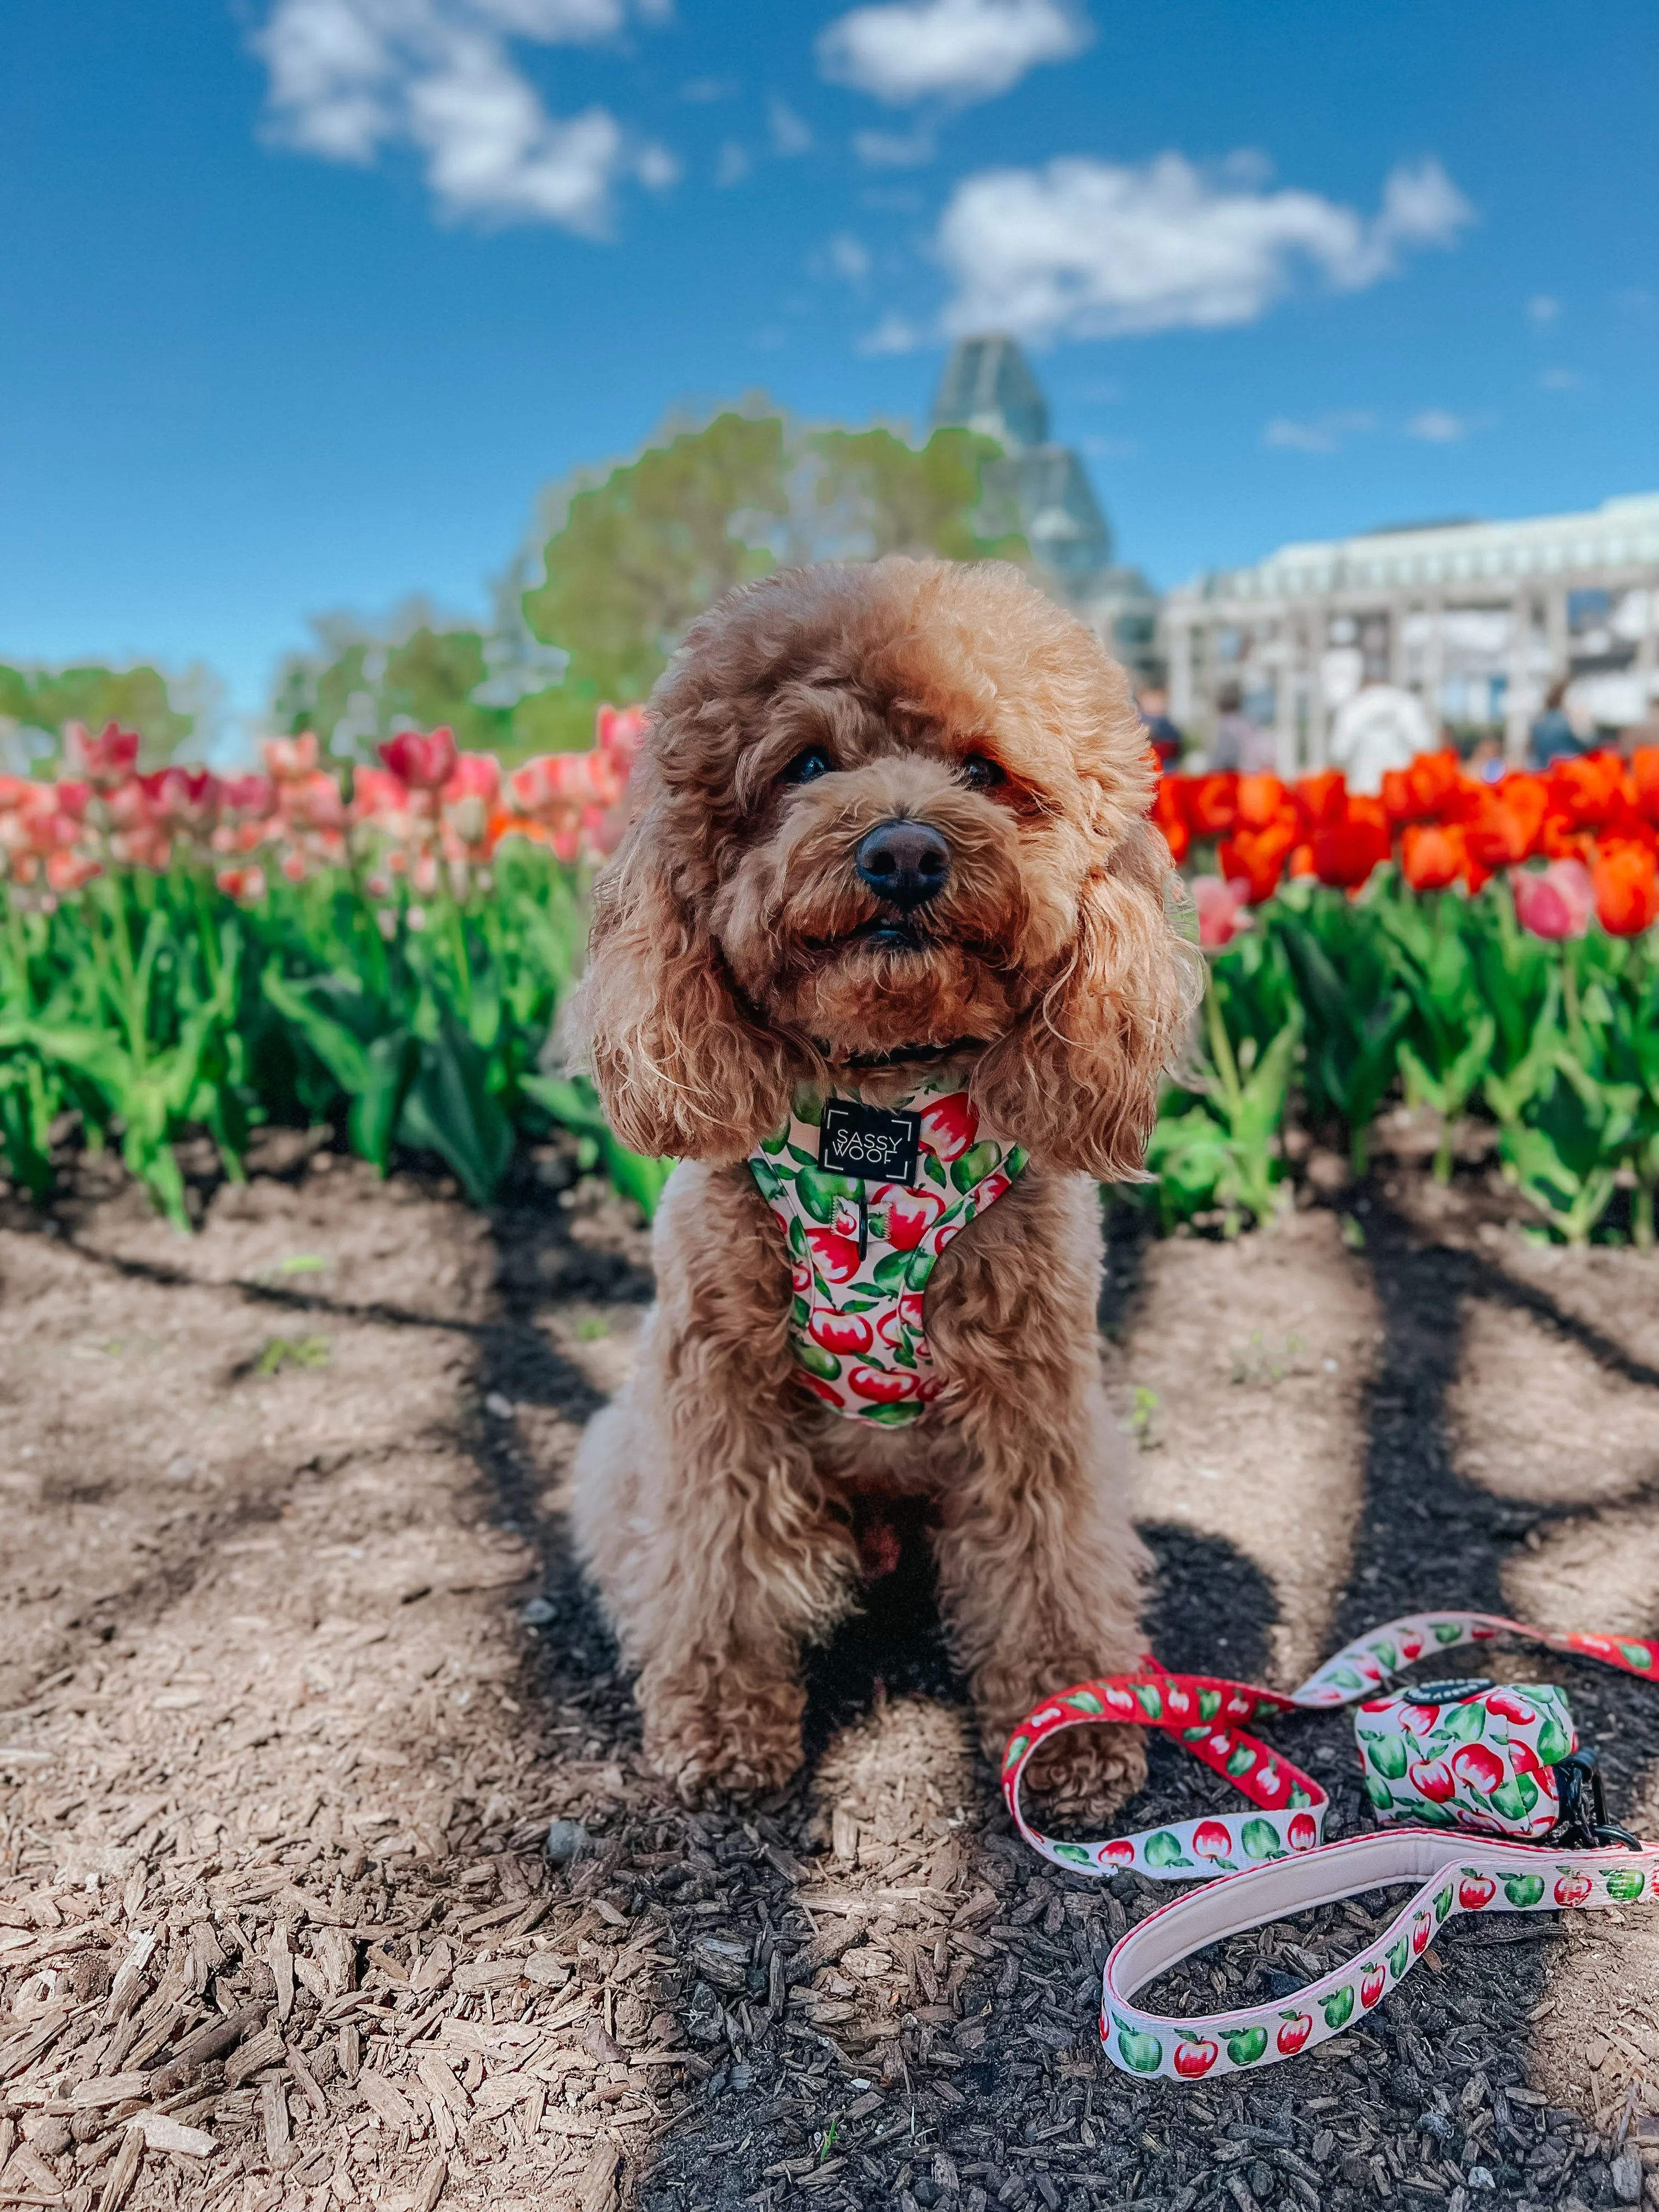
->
[748,1081,1026,1425]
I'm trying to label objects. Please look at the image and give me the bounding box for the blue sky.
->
[4,0,1656,741]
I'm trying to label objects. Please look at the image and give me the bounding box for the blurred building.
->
[930,337,1159,675]
[1163,494,1659,770]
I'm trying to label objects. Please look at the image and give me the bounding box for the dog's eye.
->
[957,752,1005,790]
[783,747,835,786]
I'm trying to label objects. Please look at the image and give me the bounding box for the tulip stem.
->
[1203,961,1244,1124]
[1636,1174,1656,1252]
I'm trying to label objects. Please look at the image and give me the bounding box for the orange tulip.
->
[1548,749,1628,830]
[1463,774,1548,870]
[1235,773,1289,832]
[1218,820,1297,906]
[1400,822,1466,893]
[1590,839,1659,936]
[1383,748,1461,825]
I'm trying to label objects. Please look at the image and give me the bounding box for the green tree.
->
[805,425,1029,563]
[521,411,1026,749]
[522,412,789,752]
[0,663,191,770]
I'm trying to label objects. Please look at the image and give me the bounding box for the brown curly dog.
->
[569,556,1194,1811]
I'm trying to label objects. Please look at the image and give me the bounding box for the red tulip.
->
[1592,839,1659,936]
[1152,776,1190,865]
[1293,770,1347,836]
[1185,773,1238,838]
[1511,858,1593,940]
[64,720,140,788]
[380,726,459,792]
[1312,797,1390,891]
[1631,749,1659,828]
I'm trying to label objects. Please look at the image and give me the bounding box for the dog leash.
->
[1000,1610,1659,2080]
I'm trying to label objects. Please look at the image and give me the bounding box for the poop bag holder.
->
[1000,1610,1657,2081]
[1355,1676,1578,1836]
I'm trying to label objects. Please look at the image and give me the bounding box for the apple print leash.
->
[999,1610,1659,2080]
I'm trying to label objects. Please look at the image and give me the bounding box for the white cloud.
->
[818,0,1088,108]
[1404,408,1471,442]
[854,124,936,167]
[768,95,814,154]
[935,152,1473,341]
[828,232,873,283]
[253,0,674,232]
[715,139,749,187]
[1263,409,1379,454]
[1528,293,1561,323]
[857,311,926,353]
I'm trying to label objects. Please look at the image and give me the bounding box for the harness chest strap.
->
[998,1609,1659,2080]
[746,1081,1027,1426]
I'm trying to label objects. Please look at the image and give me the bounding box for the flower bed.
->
[1158,752,1659,1245]
[4,727,1658,1247]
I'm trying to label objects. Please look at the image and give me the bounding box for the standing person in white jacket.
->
[1328,676,1436,793]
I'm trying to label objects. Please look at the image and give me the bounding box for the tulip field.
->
[4,724,1659,1246]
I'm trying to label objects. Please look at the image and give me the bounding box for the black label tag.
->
[818,1101,921,1186]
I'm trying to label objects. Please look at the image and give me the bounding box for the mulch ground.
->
[3,1124,1659,2212]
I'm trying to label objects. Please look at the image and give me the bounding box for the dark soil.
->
[3,1138,1658,2212]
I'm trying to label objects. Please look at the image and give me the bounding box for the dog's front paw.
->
[643,1681,804,1805]
[1015,1724,1148,1831]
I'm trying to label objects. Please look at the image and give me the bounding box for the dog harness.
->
[747,1079,1027,1425]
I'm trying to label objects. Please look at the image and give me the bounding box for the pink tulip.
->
[379,726,458,791]
[1193,874,1251,949]
[263,732,319,782]
[1510,857,1594,941]
[143,766,221,831]
[443,752,500,805]
[64,720,141,788]
[596,703,648,774]
[221,773,276,819]
[279,770,346,833]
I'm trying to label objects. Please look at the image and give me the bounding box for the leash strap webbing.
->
[997,1610,1659,2079]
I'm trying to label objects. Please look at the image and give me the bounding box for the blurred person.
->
[1209,681,1277,773]
[1465,731,1506,783]
[1328,674,1435,794]
[1137,681,1183,770]
[1527,676,1582,767]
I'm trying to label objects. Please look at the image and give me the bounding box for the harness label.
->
[817,1102,921,1187]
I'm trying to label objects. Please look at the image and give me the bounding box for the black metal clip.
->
[1551,1748,1642,1852]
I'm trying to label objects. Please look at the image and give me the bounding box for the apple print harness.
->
[747,1082,1026,1425]
[1000,1610,1659,2080]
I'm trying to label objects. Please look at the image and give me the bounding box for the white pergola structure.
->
[1162,493,1659,770]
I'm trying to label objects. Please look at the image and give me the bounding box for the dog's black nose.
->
[855,819,950,910]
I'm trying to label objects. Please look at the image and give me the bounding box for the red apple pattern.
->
[749,1082,1027,1425]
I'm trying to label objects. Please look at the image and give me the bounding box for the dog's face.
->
[578,558,1193,1177]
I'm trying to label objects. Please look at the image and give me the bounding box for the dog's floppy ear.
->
[572,791,796,1163]
[970,817,1196,1181]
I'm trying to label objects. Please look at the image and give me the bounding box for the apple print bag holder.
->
[1000,1610,1659,2081]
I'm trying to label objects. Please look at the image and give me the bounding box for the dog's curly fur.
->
[570,557,1195,1809]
